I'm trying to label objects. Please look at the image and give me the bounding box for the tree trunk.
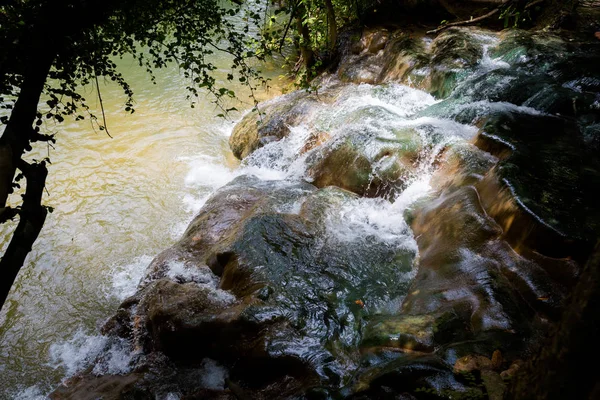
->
[0,48,54,311]
[324,0,337,51]
[295,0,314,70]
[509,242,600,399]
[0,144,12,209]
[0,162,48,309]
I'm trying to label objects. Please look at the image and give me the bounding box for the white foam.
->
[184,157,237,188]
[166,260,215,284]
[199,358,229,390]
[110,255,154,300]
[331,83,438,119]
[471,32,510,72]
[48,330,136,378]
[326,197,417,253]
[11,386,48,400]
[165,261,236,305]
[443,100,545,122]
[160,394,181,400]
[393,174,433,212]
[241,125,313,177]
[397,116,479,140]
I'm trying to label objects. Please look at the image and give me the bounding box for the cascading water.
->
[2,30,506,398]
[3,24,599,398]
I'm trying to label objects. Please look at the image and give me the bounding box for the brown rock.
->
[500,359,524,380]
[49,373,144,400]
[481,370,507,400]
[453,354,493,374]
[491,349,503,370]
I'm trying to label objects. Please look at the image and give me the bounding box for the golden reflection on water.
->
[0,53,285,394]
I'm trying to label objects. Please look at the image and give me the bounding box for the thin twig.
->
[427,0,516,35]
[279,3,298,52]
[94,73,113,138]
[427,7,502,34]
[525,0,546,9]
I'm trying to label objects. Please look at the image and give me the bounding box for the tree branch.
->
[0,207,19,224]
[94,73,113,138]
[0,159,48,310]
[29,130,56,143]
[525,0,547,9]
[427,7,502,34]
[278,4,298,53]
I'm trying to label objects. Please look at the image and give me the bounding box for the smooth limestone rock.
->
[73,176,418,398]
[229,84,345,160]
[475,111,600,262]
[305,126,424,198]
[337,27,484,98]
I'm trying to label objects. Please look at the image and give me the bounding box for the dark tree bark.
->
[510,242,600,400]
[324,0,337,51]
[295,0,315,69]
[0,47,55,309]
[0,162,48,308]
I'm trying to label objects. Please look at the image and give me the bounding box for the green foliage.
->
[0,0,270,133]
[256,0,370,90]
[499,4,532,28]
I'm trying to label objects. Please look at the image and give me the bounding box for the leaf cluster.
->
[0,0,269,134]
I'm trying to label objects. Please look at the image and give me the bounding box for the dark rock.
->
[475,111,600,262]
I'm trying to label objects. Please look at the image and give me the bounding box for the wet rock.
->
[69,26,600,399]
[406,182,569,359]
[49,373,145,400]
[306,126,423,198]
[426,30,600,130]
[454,354,493,373]
[367,30,390,54]
[491,349,503,370]
[229,90,315,159]
[452,353,506,398]
[430,141,498,190]
[475,111,600,262]
[50,352,181,400]
[348,352,477,399]
[425,28,483,98]
[229,83,347,160]
[337,27,484,97]
[500,359,524,380]
[100,175,419,396]
[481,370,506,400]
[361,315,435,352]
[135,279,248,360]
